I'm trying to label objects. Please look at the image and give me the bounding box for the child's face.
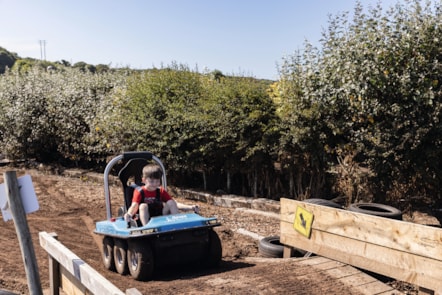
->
[144,177,161,191]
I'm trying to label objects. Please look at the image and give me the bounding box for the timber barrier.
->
[280,198,442,294]
[39,231,141,295]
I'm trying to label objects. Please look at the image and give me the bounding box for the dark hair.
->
[142,164,163,179]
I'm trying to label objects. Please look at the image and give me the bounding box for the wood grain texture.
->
[280,198,442,292]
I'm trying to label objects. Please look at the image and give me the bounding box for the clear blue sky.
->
[1,0,401,80]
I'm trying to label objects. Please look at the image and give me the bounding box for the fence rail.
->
[39,231,141,295]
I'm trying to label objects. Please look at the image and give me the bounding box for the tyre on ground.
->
[259,236,284,258]
[258,236,307,258]
[347,203,403,220]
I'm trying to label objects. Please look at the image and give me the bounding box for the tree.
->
[118,64,205,172]
[201,75,278,196]
[0,47,18,74]
[278,0,442,203]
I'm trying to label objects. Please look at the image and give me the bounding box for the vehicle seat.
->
[118,158,150,211]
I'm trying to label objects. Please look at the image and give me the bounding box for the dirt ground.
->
[0,164,426,294]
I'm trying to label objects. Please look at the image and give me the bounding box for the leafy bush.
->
[278,0,441,203]
[0,0,440,203]
[0,66,127,164]
[115,64,278,196]
[0,47,18,74]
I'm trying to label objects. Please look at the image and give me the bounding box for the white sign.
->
[0,174,39,222]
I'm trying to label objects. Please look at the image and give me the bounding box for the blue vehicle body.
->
[95,213,220,238]
[94,151,222,281]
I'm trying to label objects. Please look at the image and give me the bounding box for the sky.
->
[0,0,402,80]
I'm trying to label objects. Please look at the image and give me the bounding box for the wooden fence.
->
[39,231,141,295]
[280,198,442,294]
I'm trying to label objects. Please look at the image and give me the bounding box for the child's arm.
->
[124,202,139,220]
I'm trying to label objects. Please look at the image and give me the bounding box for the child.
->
[124,164,178,226]
[124,164,198,226]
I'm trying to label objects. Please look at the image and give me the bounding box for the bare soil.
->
[0,165,428,294]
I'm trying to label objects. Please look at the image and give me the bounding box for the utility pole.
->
[39,40,46,61]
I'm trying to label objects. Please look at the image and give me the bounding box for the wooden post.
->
[48,233,60,295]
[4,171,43,295]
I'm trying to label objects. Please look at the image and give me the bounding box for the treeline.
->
[0,0,440,206]
[0,46,112,74]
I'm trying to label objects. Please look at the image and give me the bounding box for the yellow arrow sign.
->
[293,206,314,238]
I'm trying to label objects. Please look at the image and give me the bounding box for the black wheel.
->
[205,230,222,267]
[302,198,343,209]
[348,203,403,220]
[102,237,115,271]
[127,240,154,281]
[259,236,284,258]
[113,239,128,275]
[258,236,307,258]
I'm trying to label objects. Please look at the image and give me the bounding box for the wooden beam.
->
[60,267,88,295]
[280,198,442,292]
[39,231,125,295]
[47,233,61,295]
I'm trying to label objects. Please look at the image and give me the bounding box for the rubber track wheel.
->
[205,230,222,267]
[348,203,403,220]
[113,239,129,275]
[127,240,154,281]
[102,236,115,271]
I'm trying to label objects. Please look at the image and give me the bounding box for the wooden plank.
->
[353,281,396,295]
[311,259,346,270]
[296,256,330,266]
[281,199,442,259]
[324,264,360,278]
[303,256,400,295]
[282,222,441,289]
[280,198,442,292]
[39,231,125,295]
[60,267,89,295]
[47,233,61,295]
[337,272,377,286]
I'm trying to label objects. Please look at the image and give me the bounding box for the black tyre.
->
[102,237,115,271]
[302,198,343,209]
[348,203,403,220]
[259,236,307,258]
[127,240,154,281]
[113,239,128,275]
[259,236,284,258]
[205,230,222,267]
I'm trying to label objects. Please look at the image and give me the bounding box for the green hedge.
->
[0,0,440,205]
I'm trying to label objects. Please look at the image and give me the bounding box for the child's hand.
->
[124,213,132,222]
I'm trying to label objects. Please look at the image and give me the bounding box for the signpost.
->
[1,171,42,295]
